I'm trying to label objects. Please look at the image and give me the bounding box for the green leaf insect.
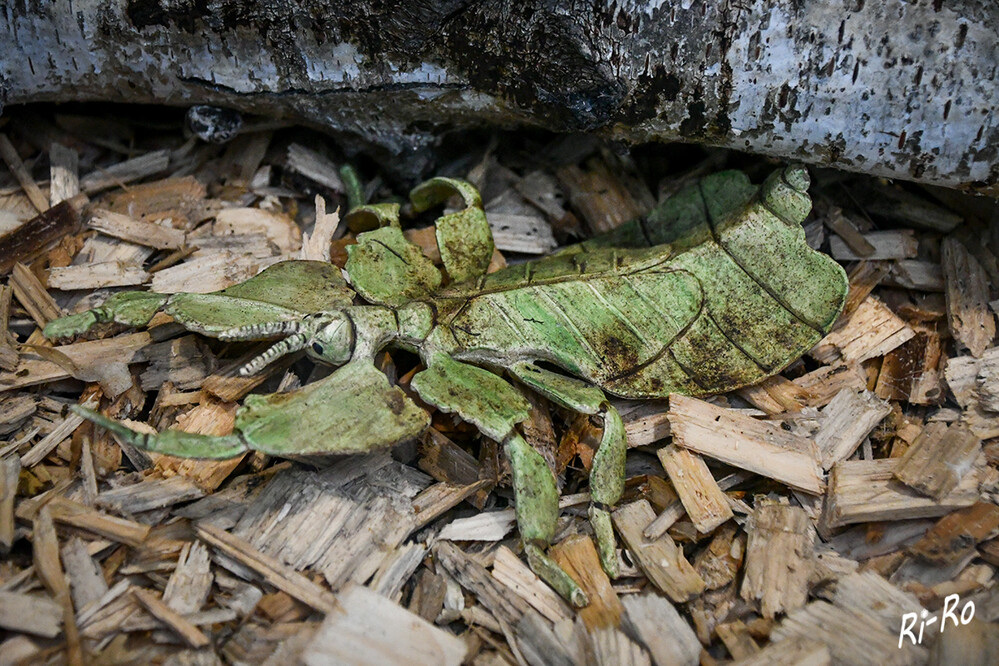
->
[46,166,847,608]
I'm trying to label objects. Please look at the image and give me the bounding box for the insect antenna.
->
[238,332,310,376]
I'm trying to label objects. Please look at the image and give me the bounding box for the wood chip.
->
[811,296,915,365]
[79,149,170,194]
[434,541,530,627]
[301,583,467,666]
[821,457,984,531]
[550,534,623,630]
[33,506,83,665]
[132,587,210,649]
[893,422,981,499]
[11,262,61,327]
[0,456,18,553]
[0,133,49,213]
[89,208,187,249]
[48,142,80,207]
[0,591,63,637]
[491,545,574,625]
[620,593,700,666]
[195,522,337,614]
[612,500,705,603]
[813,389,891,469]
[942,237,996,358]
[910,502,999,565]
[0,198,83,275]
[741,499,814,618]
[656,444,732,533]
[668,394,825,494]
[830,230,918,261]
[730,638,830,666]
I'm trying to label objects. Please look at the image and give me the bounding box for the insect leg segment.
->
[510,362,625,578]
[43,291,169,340]
[73,406,248,459]
[239,310,355,376]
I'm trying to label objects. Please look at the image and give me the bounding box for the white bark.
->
[2,1,996,192]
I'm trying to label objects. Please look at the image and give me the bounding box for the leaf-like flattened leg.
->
[507,433,588,608]
[234,360,429,456]
[409,177,493,285]
[346,226,442,307]
[73,406,248,459]
[411,353,530,442]
[344,203,401,232]
[588,404,626,578]
[44,291,168,340]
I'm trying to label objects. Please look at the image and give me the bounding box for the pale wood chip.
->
[47,262,151,289]
[668,394,824,494]
[490,545,574,625]
[195,522,337,614]
[302,583,467,666]
[285,143,344,192]
[33,506,83,665]
[813,389,891,469]
[811,296,915,365]
[98,475,206,513]
[942,237,995,358]
[893,422,981,499]
[820,457,984,532]
[974,345,999,411]
[620,592,700,666]
[0,133,49,213]
[612,500,705,603]
[656,444,732,533]
[830,229,918,261]
[79,149,170,194]
[0,455,18,553]
[61,536,109,612]
[886,260,944,292]
[434,541,530,627]
[48,142,79,207]
[0,591,63,637]
[910,502,999,565]
[132,587,210,649]
[11,262,61,326]
[89,208,187,249]
[741,499,814,618]
[730,638,830,666]
[299,195,339,262]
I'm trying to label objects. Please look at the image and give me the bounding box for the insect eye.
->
[311,342,324,355]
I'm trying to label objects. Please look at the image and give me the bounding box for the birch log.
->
[2,1,997,191]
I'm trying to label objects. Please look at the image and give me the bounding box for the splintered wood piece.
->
[792,363,869,408]
[140,336,214,391]
[656,444,733,533]
[20,397,94,467]
[434,541,530,627]
[811,296,915,365]
[60,537,109,612]
[893,422,981,499]
[0,285,17,371]
[730,638,830,666]
[556,157,649,234]
[693,522,745,590]
[437,510,515,542]
[79,149,170,194]
[49,142,80,207]
[369,542,426,600]
[886,260,944,292]
[0,455,18,553]
[612,500,705,603]
[97,475,205,513]
[89,209,187,250]
[33,507,84,666]
[975,346,999,412]
[931,618,999,666]
[813,389,890,469]
[411,480,489,530]
[47,262,151,289]
[486,211,557,255]
[942,237,995,358]
[668,394,824,495]
[418,427,480,485]
[550,534,623,630]
[11,262,61,327]
[151,252,272,294]
[299,194,339,262]
[214,207,302,254]
[741,500,814,618]
[132,587,210,649]
[490,545,574,625]
[620,593,700,666]
[286,143,345,192]
[716,620,761,660]
[0,591,63,637]
[0,197,83,275]
[821,457,983,531]
[829,230,918,261]
[0,133,49,213]
[195,523,337,614]
[737,375,811,414]
[38,495,151,546]
[824,207,875,257]
[909,502,999,565]
[302,583,467,666]
[616,400,671,447]
[944,354,981,408]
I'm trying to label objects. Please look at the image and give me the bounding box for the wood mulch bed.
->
[0,106,998,665]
